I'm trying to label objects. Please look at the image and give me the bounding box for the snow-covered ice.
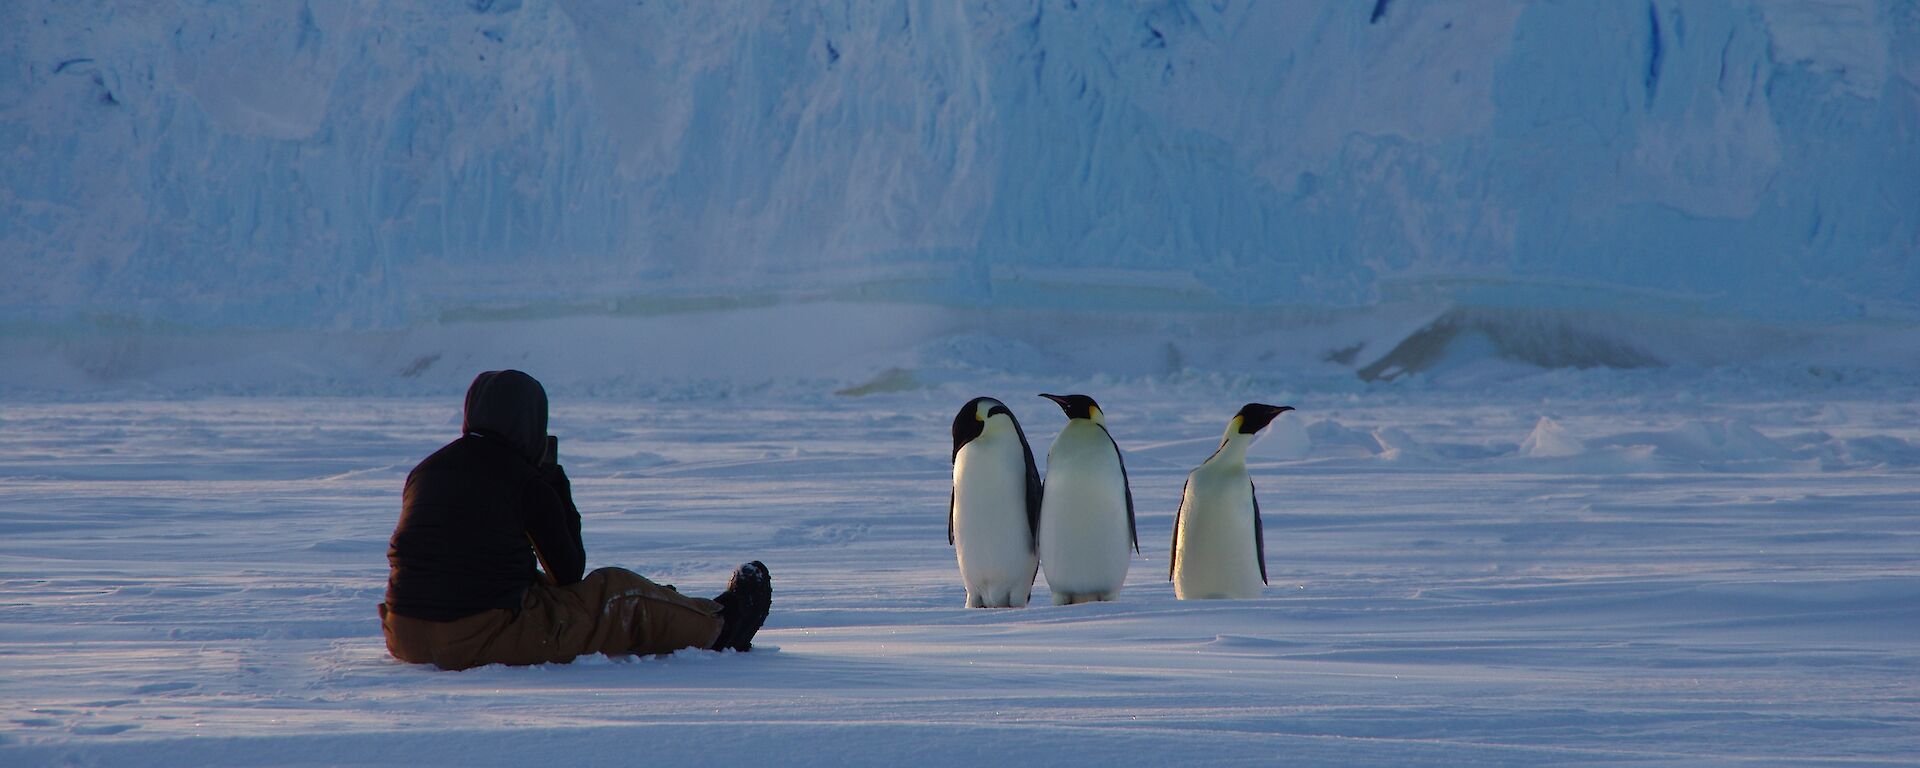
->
[5,0,1919,764]
[3,371,1917,765]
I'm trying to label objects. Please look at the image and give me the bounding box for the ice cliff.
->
[3,0,1916,330]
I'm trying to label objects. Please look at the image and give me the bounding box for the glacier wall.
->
[3,0,1917,330]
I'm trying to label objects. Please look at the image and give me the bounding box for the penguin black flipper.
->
[1251,478,1267,585]
[1169,476,1189,581]
[948,398,982,547]
[1009,411,1045,547]
[1099,424,1139,553]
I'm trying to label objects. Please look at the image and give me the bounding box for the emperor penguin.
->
[1171,403,1295,600]
[1036,393,1137,605]
[949,397,1044,608]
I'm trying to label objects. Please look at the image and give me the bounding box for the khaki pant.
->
[381,567,724,670]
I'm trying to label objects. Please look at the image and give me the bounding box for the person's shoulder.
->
[413,435,473,468]
[409,435,533,480]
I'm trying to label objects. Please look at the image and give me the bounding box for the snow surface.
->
[3,371,1918,766]
[4,1,1920,764]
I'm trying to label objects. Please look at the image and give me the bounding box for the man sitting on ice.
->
[379,369,770,670]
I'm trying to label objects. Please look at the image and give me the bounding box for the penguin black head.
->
[1039,393,1103,423]
[1233,403,1296,435]
[952,397,1015,460]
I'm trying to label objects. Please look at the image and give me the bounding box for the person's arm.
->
[525,465,586,586]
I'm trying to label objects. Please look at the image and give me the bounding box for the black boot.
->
[710,561,771,652]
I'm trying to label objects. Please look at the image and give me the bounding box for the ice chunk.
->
[1520,417,1585,458]
[1306,419,1383,459]
[1251,410,1310,461]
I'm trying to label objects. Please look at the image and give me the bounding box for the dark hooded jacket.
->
[384,370,586,621]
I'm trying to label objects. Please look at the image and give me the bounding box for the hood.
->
[461,370,548,462]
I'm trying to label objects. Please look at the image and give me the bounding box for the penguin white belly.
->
[1038,424,1131,603]
[953,436,1036,607]
[1174,465,1263,600]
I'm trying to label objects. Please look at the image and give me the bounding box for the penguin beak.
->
[1240,404,1296,434]
[1038,393,1069,407]
[1260,405,1297,425]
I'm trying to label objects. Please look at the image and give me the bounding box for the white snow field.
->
[3,363,1918,766]
[5,0,1920,764]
